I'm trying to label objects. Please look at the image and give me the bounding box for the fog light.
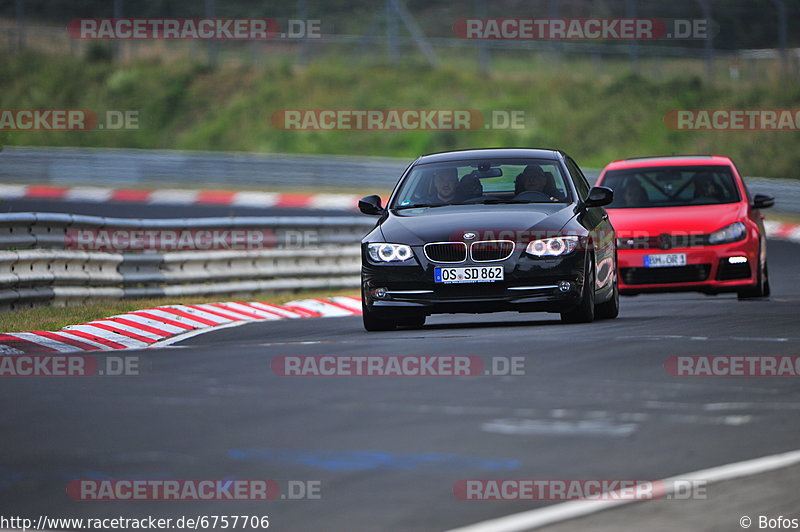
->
[558,281,572,292]
[371,287,388,299]
[728,256,748,264]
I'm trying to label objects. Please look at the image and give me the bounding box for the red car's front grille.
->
[621,264,711,285]
[616,234,710,250]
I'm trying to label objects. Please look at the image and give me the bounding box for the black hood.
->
[378,204,577,243]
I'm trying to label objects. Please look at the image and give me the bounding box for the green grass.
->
[0,288,358,333]
[1,51,799,178]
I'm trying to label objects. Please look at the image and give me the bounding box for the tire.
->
[595,274,619,320]
[561,262,595,324]
[738,259,770,299]
[362,299,397,331]
[764,264,771,297]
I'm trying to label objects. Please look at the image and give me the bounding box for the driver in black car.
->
[514,165,562,201]
[430,167,459,204]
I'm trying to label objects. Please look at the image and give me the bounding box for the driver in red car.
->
[693,172,724,201]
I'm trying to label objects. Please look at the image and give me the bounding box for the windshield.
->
[602,165,741,208]
[391,158,573,209]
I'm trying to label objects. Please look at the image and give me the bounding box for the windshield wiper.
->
[394,203,451,210]
[459,198,545,205]
[395,199,552,209]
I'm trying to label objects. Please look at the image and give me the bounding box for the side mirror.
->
[584,186,614,208]
[358,195,385,215]
[752,194,774,209]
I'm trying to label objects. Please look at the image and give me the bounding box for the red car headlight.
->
[708,222,746,245]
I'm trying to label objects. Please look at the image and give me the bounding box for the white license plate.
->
[434,266,504,284]
[644,253,687,268]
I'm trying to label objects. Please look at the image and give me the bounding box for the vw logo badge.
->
[463,232,476,240]
[658,234,672,250]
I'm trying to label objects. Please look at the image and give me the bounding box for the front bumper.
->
[362,245,588,316]
[617,239,759,294]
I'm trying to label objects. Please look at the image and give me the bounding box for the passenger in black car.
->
[454,173,483,202]
[514,165,563,201]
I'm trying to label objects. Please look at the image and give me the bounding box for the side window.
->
[566,158,590,200]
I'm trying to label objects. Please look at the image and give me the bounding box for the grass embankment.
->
[1,52,799,178]
[0,288,359,333]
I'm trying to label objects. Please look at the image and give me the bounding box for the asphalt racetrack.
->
[1,202,798,530]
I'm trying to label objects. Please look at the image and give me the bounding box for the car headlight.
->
[525,236,579,257]
[708,222,746,245]
[368,243,414,262]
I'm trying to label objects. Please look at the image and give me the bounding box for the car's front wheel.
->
[561,263,595,323]
[362,301,398,331]
[738,259,770,299]
[595,273,619,320]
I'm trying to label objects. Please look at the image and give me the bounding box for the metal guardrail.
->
[0,212,374,249]
[0,213,375,312]
[0,146,410,189]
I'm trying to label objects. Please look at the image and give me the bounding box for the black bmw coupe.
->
[358,148,618,330]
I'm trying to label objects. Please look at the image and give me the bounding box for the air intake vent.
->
[424,242,467,263]
[471,240,515,262]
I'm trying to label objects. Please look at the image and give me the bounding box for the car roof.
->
[416,148,562,164]
[603,154,734,171]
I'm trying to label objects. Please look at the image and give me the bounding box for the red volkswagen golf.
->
[596,155,774,299]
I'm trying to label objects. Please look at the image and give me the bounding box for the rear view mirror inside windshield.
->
[473,168,503,178]
[656,170,682,181]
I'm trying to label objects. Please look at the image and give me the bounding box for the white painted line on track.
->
[445,448,800,532]
[481,418,638,437]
